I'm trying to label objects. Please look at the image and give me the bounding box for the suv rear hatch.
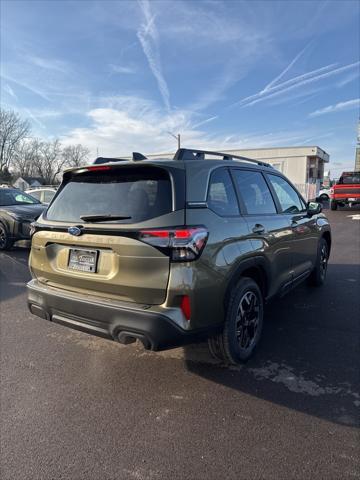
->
[332,171,360,198]
[30,163,185,305]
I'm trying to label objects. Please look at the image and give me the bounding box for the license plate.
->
[68,249,98,273]
[348,198,356,201]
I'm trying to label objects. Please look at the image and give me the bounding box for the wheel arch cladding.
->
[224,261,269,308]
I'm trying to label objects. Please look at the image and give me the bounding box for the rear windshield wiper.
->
[79,214,132,222]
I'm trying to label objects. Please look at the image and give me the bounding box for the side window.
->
[232,170,277,214]
[29,191,41,200]
[15,193,34,204]
[44,191,55,203]
[207,168,239,216]
[267,174,304,214]
[299,196,307,211]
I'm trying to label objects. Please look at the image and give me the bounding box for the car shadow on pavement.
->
[183,263,360,428]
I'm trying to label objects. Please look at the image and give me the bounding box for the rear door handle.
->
[252,224,265,234]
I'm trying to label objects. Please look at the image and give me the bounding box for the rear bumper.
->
[27,279,220,351]
[331,197,360,204]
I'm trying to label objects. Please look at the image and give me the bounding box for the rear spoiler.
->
[94,152,148,164]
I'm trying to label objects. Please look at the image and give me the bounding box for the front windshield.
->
[0,189,41,206]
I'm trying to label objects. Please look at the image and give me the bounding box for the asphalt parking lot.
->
[1,207,359,480]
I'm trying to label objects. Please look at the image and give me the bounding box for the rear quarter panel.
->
[182,208,254,329]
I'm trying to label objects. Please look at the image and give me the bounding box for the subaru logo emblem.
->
[68,226,82,236]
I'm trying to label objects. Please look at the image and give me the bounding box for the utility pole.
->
[168,132,181,149]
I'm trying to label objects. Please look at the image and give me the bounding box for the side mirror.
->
[307,201,322,216]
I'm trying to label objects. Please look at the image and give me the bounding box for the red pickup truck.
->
[330,171,360,210]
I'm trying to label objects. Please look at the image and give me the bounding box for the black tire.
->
[208,277,264,364]
[308,238,329,287]
[0,222,14,250]
[330,200,337,211]
[319,194,329,201]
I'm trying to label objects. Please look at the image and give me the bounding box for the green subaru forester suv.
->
[27,148,331,364]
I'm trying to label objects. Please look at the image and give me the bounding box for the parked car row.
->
[25,186,57,204]
[0,186,57,250]
[0,189,46,250]
[317,186,331,201]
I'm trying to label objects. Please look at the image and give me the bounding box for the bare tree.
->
[33,139,67,184]
[12,138,42,177]
[62,144,91,168]
[0,109,31,171]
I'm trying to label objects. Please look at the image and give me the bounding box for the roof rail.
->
[173,148,272,167]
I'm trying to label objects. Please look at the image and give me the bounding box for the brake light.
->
[330,188,334,195]
[86,166,112,172]
[180,295,191,320]
[139,227,208,261]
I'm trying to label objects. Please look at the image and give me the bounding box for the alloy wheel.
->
[235,291,260,350]
[320,244,328,280]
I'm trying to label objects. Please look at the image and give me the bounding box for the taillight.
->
[139,227,208,261]
[180,295,191,320]
[86,165,112,172]
[330,188,334,196]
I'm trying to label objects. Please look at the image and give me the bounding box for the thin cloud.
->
[109,64,137,75]
[192,116,218,128]
[235,62,360,108]
[22,108,46,129]
[3,83,18,101]
[263,41,313,92]
[28,55,69,73]
[137,0,170,111]
[234,64,337,107]
[0,74,51,101]
[337,70,359,88]
[309,98,360,117]
[60,94,326,158]
[261,64,338,94]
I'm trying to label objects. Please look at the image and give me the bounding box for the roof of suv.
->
[65,148,274,175]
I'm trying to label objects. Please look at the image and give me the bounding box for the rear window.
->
[27,191,41,200]
[338,172,360,184]
[46,167,172,223]
[44,190,56,203]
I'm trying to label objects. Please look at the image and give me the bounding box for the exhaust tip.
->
[117,331,153,350]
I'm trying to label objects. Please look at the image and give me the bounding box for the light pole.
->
[168,132,181,150]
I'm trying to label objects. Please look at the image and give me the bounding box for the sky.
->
[0,0,359,175]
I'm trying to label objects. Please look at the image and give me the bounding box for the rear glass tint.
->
[207,168,239,216]
[338,172,360,184]
[46,167,172,223]
[232,170,277,215]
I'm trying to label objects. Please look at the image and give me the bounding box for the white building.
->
[141,146,329,200]
[220,146,329,200]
